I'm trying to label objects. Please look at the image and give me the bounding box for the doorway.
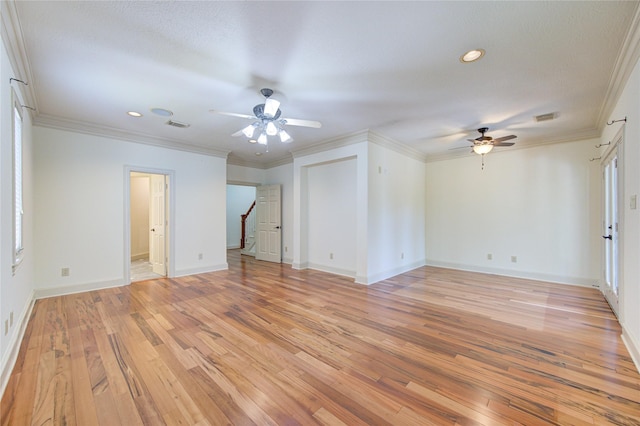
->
[127,170,172,282]
[601,131,623,317]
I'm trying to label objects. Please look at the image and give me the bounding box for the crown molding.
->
[597,1,640,129]
[34,114,230,159]
[367,130,428,163]
[1,0,38,115]
[290,129,370,159]
[226,153,292,169]
[291,129,427,163]
[424,128,600,163]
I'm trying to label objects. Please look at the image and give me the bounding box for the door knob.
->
[151,228,155,232]
[602,235,612,240]
[275,226,281,229]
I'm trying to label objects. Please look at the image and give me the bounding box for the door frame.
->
[600,128,624,318]
[124,166,176,283]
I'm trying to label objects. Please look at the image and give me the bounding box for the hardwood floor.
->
[2,250,640,425]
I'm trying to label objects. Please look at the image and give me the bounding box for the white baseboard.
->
[306,262,355,279]
[425,259,598,288]
[356,259,426,285]
[227,244,241,249]
[1,291,36,397]
[621,326,640,374]
[34,278,128,300]
[175,263,228,277]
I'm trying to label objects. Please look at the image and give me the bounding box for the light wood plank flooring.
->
[2,250,640,425]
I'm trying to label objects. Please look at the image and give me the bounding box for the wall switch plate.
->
[487,253,492,260]
[511,256,517,263]
[198,253,203,260]
[631,195,637,210]
[329,253,334,260]
[61,267,70,277]
[10,312,13,327]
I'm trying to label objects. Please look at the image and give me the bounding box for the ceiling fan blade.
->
[493,135,517,143]
[209,109,255,120]
[281,117,322,128]
[449,145,472,151]
[493,142,515,147]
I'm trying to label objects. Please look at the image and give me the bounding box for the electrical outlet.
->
[401,252,404,259]
[4,320,8,336]
[329,253,334,260]
[285,246,288,252]
[511,256,517,263]
[487,253,492,260]
[198,253,203,260]
[61,267,70,277]
[10,312,13,327]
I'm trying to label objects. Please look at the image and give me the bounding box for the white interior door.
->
[150,174,167,276]
[255,184,282,263]
[602,145,620,316]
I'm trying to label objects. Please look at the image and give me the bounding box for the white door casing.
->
[255,184,282,263]
[150,174,167,276]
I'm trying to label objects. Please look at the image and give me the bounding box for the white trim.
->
[597,2,640,130]
[306,262,356,280]
[621,326,640,374]
[175,263,228,277]
[36,114,230,159]
[357,260,426,285]
[34,279,127,299]
[425,259,599,288]
[0,291,35,398]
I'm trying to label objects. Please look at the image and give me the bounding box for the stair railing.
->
[240,201,256,249]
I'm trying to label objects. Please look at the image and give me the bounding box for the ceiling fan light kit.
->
[466,127,517,169]
[472,143,493,155]
[211,88,321,149]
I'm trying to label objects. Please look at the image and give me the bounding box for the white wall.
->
[226,185,256,249]
[307,158,358,277]
[602,54,640,370]
[292,131,427,284]
[368,142,426,283]
[33,126,228,295]
[425,139,601,286]
[1,34,35,393]
[293,139,369,281]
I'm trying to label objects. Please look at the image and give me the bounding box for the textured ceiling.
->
[7,1,640,167]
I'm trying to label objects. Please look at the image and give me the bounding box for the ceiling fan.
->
[467,127,516,155]
[210,88,321,146]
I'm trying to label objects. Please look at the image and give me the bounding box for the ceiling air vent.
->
[534,112,558,122]
[166,119,190,128]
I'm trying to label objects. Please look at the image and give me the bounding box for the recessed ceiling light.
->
[255,152,262,156]
[127,111,143,117]
[460,49,485,63]
[151,108,173,117]
[248,139,257,144]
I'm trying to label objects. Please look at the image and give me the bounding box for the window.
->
[12,89,23,273]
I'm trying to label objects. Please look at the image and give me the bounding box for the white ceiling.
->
[7,1,640,167]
